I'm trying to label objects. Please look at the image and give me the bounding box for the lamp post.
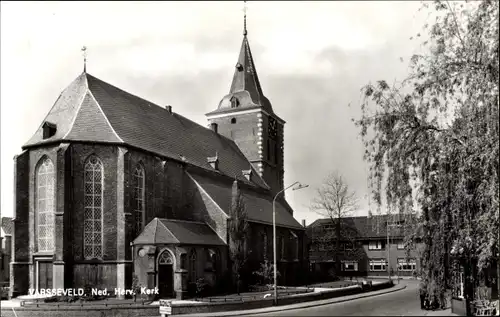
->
[387,222,402,284]
[273,182,308,305]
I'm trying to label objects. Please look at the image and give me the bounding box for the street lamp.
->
[273,181,309,305]
[387,222,402,284]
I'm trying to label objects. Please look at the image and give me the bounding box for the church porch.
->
[133,218,227,300]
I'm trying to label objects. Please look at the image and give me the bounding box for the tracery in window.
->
[84,156,103,259]
[133,164,145,235]
[36,157,55,252]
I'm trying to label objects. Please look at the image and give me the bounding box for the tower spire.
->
[81,46,87,73]
[243,1,248,36]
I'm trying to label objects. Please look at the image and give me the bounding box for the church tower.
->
[206,7,285,193]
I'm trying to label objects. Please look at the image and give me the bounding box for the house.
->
[9,21,308,299]
[307,214,423,280]
[1,217,13,288]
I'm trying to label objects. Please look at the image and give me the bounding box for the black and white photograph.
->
[0,1,498,316]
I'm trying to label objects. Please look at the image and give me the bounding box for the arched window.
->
[84,156,103,259]
[230,118,237,124]
[133,164,145,235]
[262,232,268,260]
[189,250,197,282]
[159,251,173,265]
[36,157,55,252]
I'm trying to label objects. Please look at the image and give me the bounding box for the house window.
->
[369,241,383,250]
[397,258,417,271]
[189,250,197,282]
[397,240,405,250]
[84,155,104,259]
[344,242,354,251]
[342,261,358,271]
[36,157,55,252]
[369,259,387,271]
[133,164,145,235]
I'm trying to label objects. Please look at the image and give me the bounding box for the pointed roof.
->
[22,72,268,189]
[206,35,275,117]
[133,218,226,246]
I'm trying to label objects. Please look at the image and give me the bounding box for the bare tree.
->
[310,172,360,276]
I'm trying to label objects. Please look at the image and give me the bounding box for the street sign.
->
[159,299,172,316]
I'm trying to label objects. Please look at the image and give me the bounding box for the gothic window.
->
[280,235,285,260]
[262,232,268,260]
[133,164,145,235]
[290,231,298,260]
[84,156,103,259]
[205,249,216,270]
[180,253,187,270]
[159,251,173,265]
[189,250,197,282]
[36,157,55,252]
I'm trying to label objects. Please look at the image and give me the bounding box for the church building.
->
[9,17,307,299]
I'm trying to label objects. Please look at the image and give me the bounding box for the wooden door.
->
[38,262,53,290]
[158,264,173,298]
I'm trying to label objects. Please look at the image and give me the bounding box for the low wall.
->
[1,281,394,317]
[0,305,159,317]
[171,280,394,315]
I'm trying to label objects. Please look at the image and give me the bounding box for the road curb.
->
[181,283,408,317]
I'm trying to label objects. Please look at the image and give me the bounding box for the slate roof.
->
[1,217,13,236]
[22,72,267,189]
[307,214,419,239]
[133,218,226,246]
[189,172,304,230]
[206,35,275,117]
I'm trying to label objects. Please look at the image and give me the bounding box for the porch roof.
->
[133,218,226,246]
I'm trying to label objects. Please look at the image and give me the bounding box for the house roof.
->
[189,172,304,230]
[22,72,268,189]
[206,35,275,117]
[133,218,226,246]
[1,217,13,236]
[307,214,419,239]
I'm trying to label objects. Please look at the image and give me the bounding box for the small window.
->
[42,122,57,139]
[230,97,239,108]
[397,258,417,271]
[369,259,387,271]
[397,240,405,250]
[369,241,383,250]
[231,118,237,124]
[342,261,358,271]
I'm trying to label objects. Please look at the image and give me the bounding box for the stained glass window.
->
[133,164,145,235]
[84,156,103,259]
[36,157,55,252]
[159,251,173,265]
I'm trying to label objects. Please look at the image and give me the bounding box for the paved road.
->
[241,280,452,316]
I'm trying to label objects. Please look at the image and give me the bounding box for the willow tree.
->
[355,0,499,315]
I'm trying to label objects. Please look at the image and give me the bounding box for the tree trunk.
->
[497,228,500,302]
[464,257,475,317]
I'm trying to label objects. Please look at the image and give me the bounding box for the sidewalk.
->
[179,283,407,317]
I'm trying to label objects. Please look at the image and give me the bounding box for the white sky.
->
[0,1,427,226]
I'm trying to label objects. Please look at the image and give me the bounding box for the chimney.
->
[210,123,218,133]
[302,219,306,227]
[242,169,252,181]
[165,105,172,113]
[207,153,219,170]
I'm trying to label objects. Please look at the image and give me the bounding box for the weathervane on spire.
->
[81,46,87,73]
[243,1,248,36]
